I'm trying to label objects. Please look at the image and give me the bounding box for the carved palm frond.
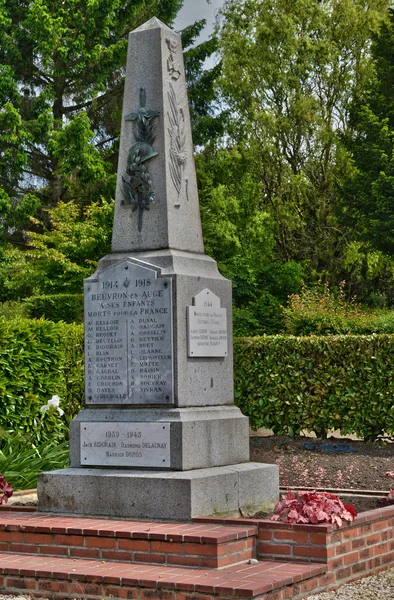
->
[168,83,182,193]
[167,83,178,131]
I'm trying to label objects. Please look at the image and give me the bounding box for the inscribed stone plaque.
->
[81,422,171,467]
[85,259,173,404]
[187,289,228,357]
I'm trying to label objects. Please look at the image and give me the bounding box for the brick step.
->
[0,551,327,600]
[0,512,256,569]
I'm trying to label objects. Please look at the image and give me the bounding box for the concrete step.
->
[0,551,327,599]
[0,512,256,569]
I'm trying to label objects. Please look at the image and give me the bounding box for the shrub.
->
[283,281,366,335]
[357,311,394,334]
[233,294,284,336]
[0,432,69,490]
[24,293,84,323]
[0,318,84,444]
[234,334,394,440]
[0,301,27,319]
[283,280,394,335]
[272,490,356,526]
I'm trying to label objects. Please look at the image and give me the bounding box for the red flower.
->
[272,490,356,526]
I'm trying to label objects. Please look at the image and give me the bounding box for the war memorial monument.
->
[38,17,279,520]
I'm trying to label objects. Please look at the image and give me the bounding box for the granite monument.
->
[38,17,279,520]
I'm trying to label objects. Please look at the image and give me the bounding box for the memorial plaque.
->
[81,422,171,467]
[187,289,228,357]
[85,259,173,404]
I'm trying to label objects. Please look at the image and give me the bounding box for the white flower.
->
[40,395,64,416]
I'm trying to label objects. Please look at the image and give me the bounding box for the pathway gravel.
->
[306,568,394,599]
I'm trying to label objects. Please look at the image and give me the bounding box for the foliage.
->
[182,21,227,147]
[24,293,83,323]
[0,244,37,302]
[234,334,394,441]
[272,490,356,526]
[0,0,182,243]
[0,473,13,504]
[197,146,305,334]
[0,301,27,319]
[0,432,69,490]
[26,198,114,293]
[341,8,394,254]
[204,0,391,307]
[0,198,113,301]
[282,280,394,335]
[0,318,84,444]
[339,241,394,305]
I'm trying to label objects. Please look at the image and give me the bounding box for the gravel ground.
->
[306,568,394,599]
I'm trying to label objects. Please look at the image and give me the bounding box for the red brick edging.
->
[0,505,392,599]
[0,513,256,569]
[195,503,394,589]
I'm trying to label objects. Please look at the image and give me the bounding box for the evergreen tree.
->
[0,0,182,243]
[182,21,227,147]
[342,7,394,256]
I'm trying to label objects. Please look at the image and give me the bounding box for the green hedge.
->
[234,335,394,441]
[23,294,84,323]
[2,321,393,445]
[0,318,84,443]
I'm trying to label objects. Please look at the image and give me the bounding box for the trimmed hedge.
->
[0,318,84,443]
[23,293,84,323]
[234,335,394,441]
[2,321,393,444]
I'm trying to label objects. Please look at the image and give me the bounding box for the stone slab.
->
[81,422,171,468]
[84,257,173,405]
[70,406,250,470]
[187,288,228,357]
[37,463,279,521]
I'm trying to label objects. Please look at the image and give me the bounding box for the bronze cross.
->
[125,88,160,128]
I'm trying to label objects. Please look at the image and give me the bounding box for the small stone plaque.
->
[187,289,228,357]
[81,422,171,467]
[84,258,173,404]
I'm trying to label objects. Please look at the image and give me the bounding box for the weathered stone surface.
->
[38,463,279,520]
[84,257,173,405]
[80,421,171,468]
[187,289,228,358]
[112,17,203,253]
[96,250,233,408]
[70,406,249,470]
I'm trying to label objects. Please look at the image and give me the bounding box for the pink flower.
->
[271,490,356,526]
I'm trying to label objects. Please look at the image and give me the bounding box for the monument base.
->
[37,463,279,521]
[70,406,249,470]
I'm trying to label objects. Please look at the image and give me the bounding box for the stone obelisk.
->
[38,18,278,520]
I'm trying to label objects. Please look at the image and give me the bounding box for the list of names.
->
[84,260,173,405]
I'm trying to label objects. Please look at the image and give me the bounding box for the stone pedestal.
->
[38,463,279,521]
[69,406,249,471]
